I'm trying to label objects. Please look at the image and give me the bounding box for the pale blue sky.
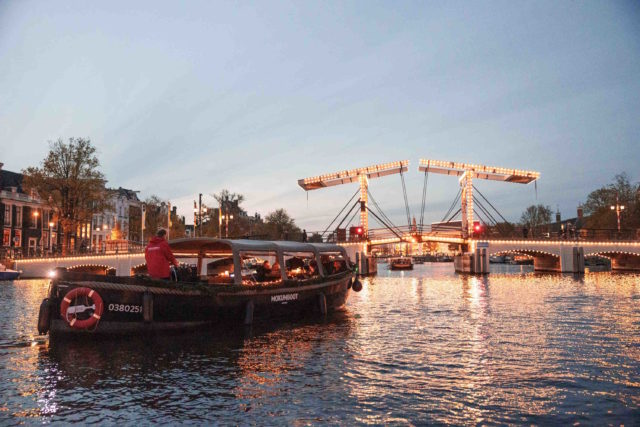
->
[1,1,639,231]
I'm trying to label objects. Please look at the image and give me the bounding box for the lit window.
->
[15,206,22,227]
[3,204,11,226]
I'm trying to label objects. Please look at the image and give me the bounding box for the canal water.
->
[1,264,638,425]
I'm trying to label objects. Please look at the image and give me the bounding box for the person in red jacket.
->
[145,229,179,280]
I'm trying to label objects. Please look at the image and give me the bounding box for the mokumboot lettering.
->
[271,293,298,303]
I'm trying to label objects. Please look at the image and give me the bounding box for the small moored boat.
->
[390,257,413,270]
[0,264,21,281]
[37,238,361,337]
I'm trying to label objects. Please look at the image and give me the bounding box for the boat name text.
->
[271,293,298,303]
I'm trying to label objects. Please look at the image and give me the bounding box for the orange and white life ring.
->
[60,287,104,330]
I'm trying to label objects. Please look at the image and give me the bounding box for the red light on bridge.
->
[474,224,481,232]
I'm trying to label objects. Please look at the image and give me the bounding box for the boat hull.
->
[0,270,20,280]
[45,273,353,337]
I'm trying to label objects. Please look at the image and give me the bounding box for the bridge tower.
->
[418,159,540,239]
[298,160,409,238]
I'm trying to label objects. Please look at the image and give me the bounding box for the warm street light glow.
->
[33,211,39,217]
[49,222,54,228]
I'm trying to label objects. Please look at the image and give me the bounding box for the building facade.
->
[0,163,57,257]
[91,187,142,251]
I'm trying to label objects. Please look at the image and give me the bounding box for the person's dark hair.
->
[157,229,167,238]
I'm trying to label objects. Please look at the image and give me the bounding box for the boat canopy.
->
[168,238,351,284]
[169,238,348,257]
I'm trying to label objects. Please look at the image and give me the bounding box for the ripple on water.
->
[0,268,639,424]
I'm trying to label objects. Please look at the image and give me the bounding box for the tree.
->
[583,173,639,230]
[520,204,552,236]
[142,196,171,239]
[260,209,301,240]
[22,138,110,254]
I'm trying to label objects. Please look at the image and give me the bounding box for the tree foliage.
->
[22,138,110,254]
[520,204,552,235]
[583,173,639,229]
[259,208,301,240]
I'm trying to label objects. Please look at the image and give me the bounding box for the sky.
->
[1,0,639,232]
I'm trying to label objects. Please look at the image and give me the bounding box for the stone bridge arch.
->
[67,264,116,275]
[489,248,560,271]
[584,250,640,271]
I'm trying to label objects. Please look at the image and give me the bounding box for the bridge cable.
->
[319,188,360,237]
[473,198,503,234]
[472,196,499,226]
[419,168,429,233]
[443,207,462,224]
[345,205,361,229]
[367,189,403,234]
[472,186,515,236]
[473,196,511,236]
[399,169,412,227]
[472,185,511,226]
[335,199,362,232]
[441,189,462,223]
[366,207,404,240]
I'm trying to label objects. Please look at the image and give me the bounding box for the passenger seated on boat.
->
[255,260,271,282]
[268,260,281,278]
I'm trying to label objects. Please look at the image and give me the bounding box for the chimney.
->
[0,162,3,170]
[577,206,583,219]
[555,206,561,223]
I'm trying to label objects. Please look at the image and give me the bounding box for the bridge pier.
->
[559,246,585,273]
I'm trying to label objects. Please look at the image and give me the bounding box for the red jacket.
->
[145,237,178,279]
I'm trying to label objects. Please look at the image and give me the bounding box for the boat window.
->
[205,257,235,283]
[283,252,319,280]
[239,251,281,285]
[319,252,348,275]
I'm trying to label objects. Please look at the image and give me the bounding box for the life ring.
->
[60,287,104,330]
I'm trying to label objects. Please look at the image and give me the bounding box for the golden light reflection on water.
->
[0,269,638,424]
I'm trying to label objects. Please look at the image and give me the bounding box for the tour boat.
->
[0,264,21,281]
[37,238,361,337]
[389,257,413,270]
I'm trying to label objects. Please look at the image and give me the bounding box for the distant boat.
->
[0,264,21,281]
[390,257,413,270]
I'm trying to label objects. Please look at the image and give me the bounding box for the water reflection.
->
[1,268,639,424]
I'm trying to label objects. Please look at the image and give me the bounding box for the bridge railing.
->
[2,242,145,261]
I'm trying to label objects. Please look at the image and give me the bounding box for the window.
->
[15,206,22,227]
[2,229,10,247]
[240,251,281,284]
[13,229,21,247]
[283,252,320,280]
[42,231,49,248]
[44,210,49,228]
[320,252,348,275]
[3,204,11,226]
[31,209,38,228]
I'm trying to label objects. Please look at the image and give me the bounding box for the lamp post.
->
[610,193,625,232]
[221,212,233,238]
[193,202,198,237]
[32,210,39,255]
[49,222,54,254]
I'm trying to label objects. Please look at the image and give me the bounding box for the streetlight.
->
[32,210,40,255]
[221,213,233,238]
[49,221,54,254]
[193,203,199,237]
[610,193,625,232]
